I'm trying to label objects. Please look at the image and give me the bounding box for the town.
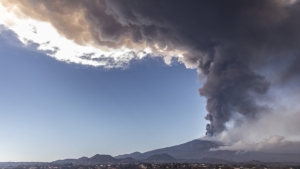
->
[1,162,300,169]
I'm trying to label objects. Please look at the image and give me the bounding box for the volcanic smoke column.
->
[197,47,270,136]
[2,0,300,136]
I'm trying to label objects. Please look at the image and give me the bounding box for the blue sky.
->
[0,29,207,162]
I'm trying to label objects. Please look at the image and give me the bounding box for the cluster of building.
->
[1,163,300,169]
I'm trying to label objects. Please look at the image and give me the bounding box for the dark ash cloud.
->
[103,0,300,136]
[3,0,300,136]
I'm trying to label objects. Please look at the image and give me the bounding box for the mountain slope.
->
[115,139,221,159]
[115,139,300,163]
[118,157,136,163]
[143,153,176,163]
[53,139,300,164]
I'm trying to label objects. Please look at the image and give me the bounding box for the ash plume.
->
[2,0,300,136]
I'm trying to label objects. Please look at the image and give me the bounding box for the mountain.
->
[118,157,137,163]
[77,156,88,162]
[88,154,119,163]
[115,139,221,160]
[143,153,177,163]
[115,151,142,159]
[52,139,300,164]
[52,154,119,164]
[115,139,300,163]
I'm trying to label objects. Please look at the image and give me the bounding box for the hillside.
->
[115,139,300,163]
[52,154,119,164]
[143,153,176,163]
[115,139,221,159]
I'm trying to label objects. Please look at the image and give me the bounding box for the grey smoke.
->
[102,0,300,135]
[4,0,300,136]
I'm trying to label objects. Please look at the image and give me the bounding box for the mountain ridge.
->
[114,139,300,163]
[115,139,221,159]
[52,139,300,164]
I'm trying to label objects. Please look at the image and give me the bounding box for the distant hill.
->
[143,153,176,163]
[77,156,88,162]
[118,157,137,163]
[52,154,119,164]
[88,154,119,163]
[115,151,142,159]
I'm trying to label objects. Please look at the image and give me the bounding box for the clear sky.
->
[0,29,207,162]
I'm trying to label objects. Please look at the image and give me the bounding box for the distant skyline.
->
[1,0,300,162]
